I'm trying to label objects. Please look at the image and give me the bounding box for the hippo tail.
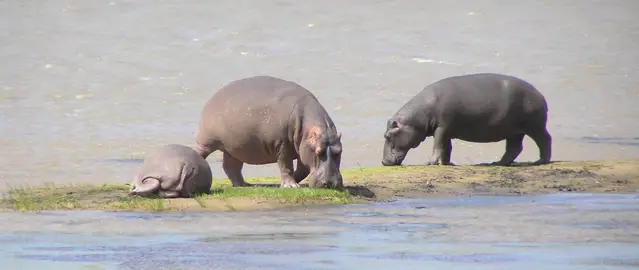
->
[129,176,161,197]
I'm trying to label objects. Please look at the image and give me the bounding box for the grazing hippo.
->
[129,144,213,198]
[194,76,344,189]
[382,73,552,166]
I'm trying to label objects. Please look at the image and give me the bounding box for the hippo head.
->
[382,118,425,166]
[300,127,344,189]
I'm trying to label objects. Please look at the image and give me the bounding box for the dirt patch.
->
[346,159,639,201]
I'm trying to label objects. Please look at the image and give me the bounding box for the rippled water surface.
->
[1,194,638,269]
[1,0,639,189]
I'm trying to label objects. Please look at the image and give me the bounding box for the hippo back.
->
[195,76,318,157]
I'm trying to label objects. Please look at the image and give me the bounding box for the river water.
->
[1,0,638,189]
[1,193,638,269]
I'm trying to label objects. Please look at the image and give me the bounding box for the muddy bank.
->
[2,159,638,212]
[347,159,639,201]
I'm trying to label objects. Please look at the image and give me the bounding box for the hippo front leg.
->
[277,151,300,188]
[427,127,455,166]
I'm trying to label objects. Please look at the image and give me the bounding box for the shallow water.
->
[1,193,638,269]
[1,0,639,190]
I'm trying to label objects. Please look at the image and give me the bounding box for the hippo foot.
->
[490,161,513,166]
[157,190,181,198]
[233,182,254,187]
[426,161,455,166]
[532,159,550,165]
[281,181,301,188]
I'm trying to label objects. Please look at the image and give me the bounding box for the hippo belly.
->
[449,115,526,143]
[220,135,284,165]
[452,125,524,143]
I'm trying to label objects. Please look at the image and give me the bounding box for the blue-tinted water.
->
[1,193,637,269]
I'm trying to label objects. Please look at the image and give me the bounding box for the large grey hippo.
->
[194,76,344,189]
[129,144,213,198]
[382,73,552,166]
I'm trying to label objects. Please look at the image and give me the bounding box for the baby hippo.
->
[129,144,213,198]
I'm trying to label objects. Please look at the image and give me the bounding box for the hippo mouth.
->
[307,171,342,189]
[382,152,406,166]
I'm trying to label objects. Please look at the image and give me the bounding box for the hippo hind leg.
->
[527,128,552,165]
[492,133,525,166]
[130,177,161,197]
[222,152,252,187]
[157,190,182,198]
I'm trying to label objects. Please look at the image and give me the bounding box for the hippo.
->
[129,144,213,198]
[382,73,552,166]
[194,76,344,189]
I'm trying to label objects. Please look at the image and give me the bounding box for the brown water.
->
[1,1,639,189]
[1,194,638,269]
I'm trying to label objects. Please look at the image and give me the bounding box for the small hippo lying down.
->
[194,76,344,189]
[129,144,213,198]
[382,73,552,166]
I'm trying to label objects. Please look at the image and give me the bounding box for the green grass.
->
[1,167,374,212]
[203,186,351,204]
[3,183,166,212]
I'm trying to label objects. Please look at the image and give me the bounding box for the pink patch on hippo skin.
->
[315,146,322,155]
[306,125,323,147]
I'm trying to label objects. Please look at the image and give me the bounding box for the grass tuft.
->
[204,186,352,204]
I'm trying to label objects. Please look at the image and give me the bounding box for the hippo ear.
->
[337,132,342,140]
[384,126,400,139]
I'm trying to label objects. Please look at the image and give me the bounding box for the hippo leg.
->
[293,162,310,183]
[194,140,217,160]
[157,190,181,198]
[222,152,252,187]
[427,127,455,166]
[528,128,552,165]
[277,151,300,188]
[130,176,162,197]
[493,133,525,166]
